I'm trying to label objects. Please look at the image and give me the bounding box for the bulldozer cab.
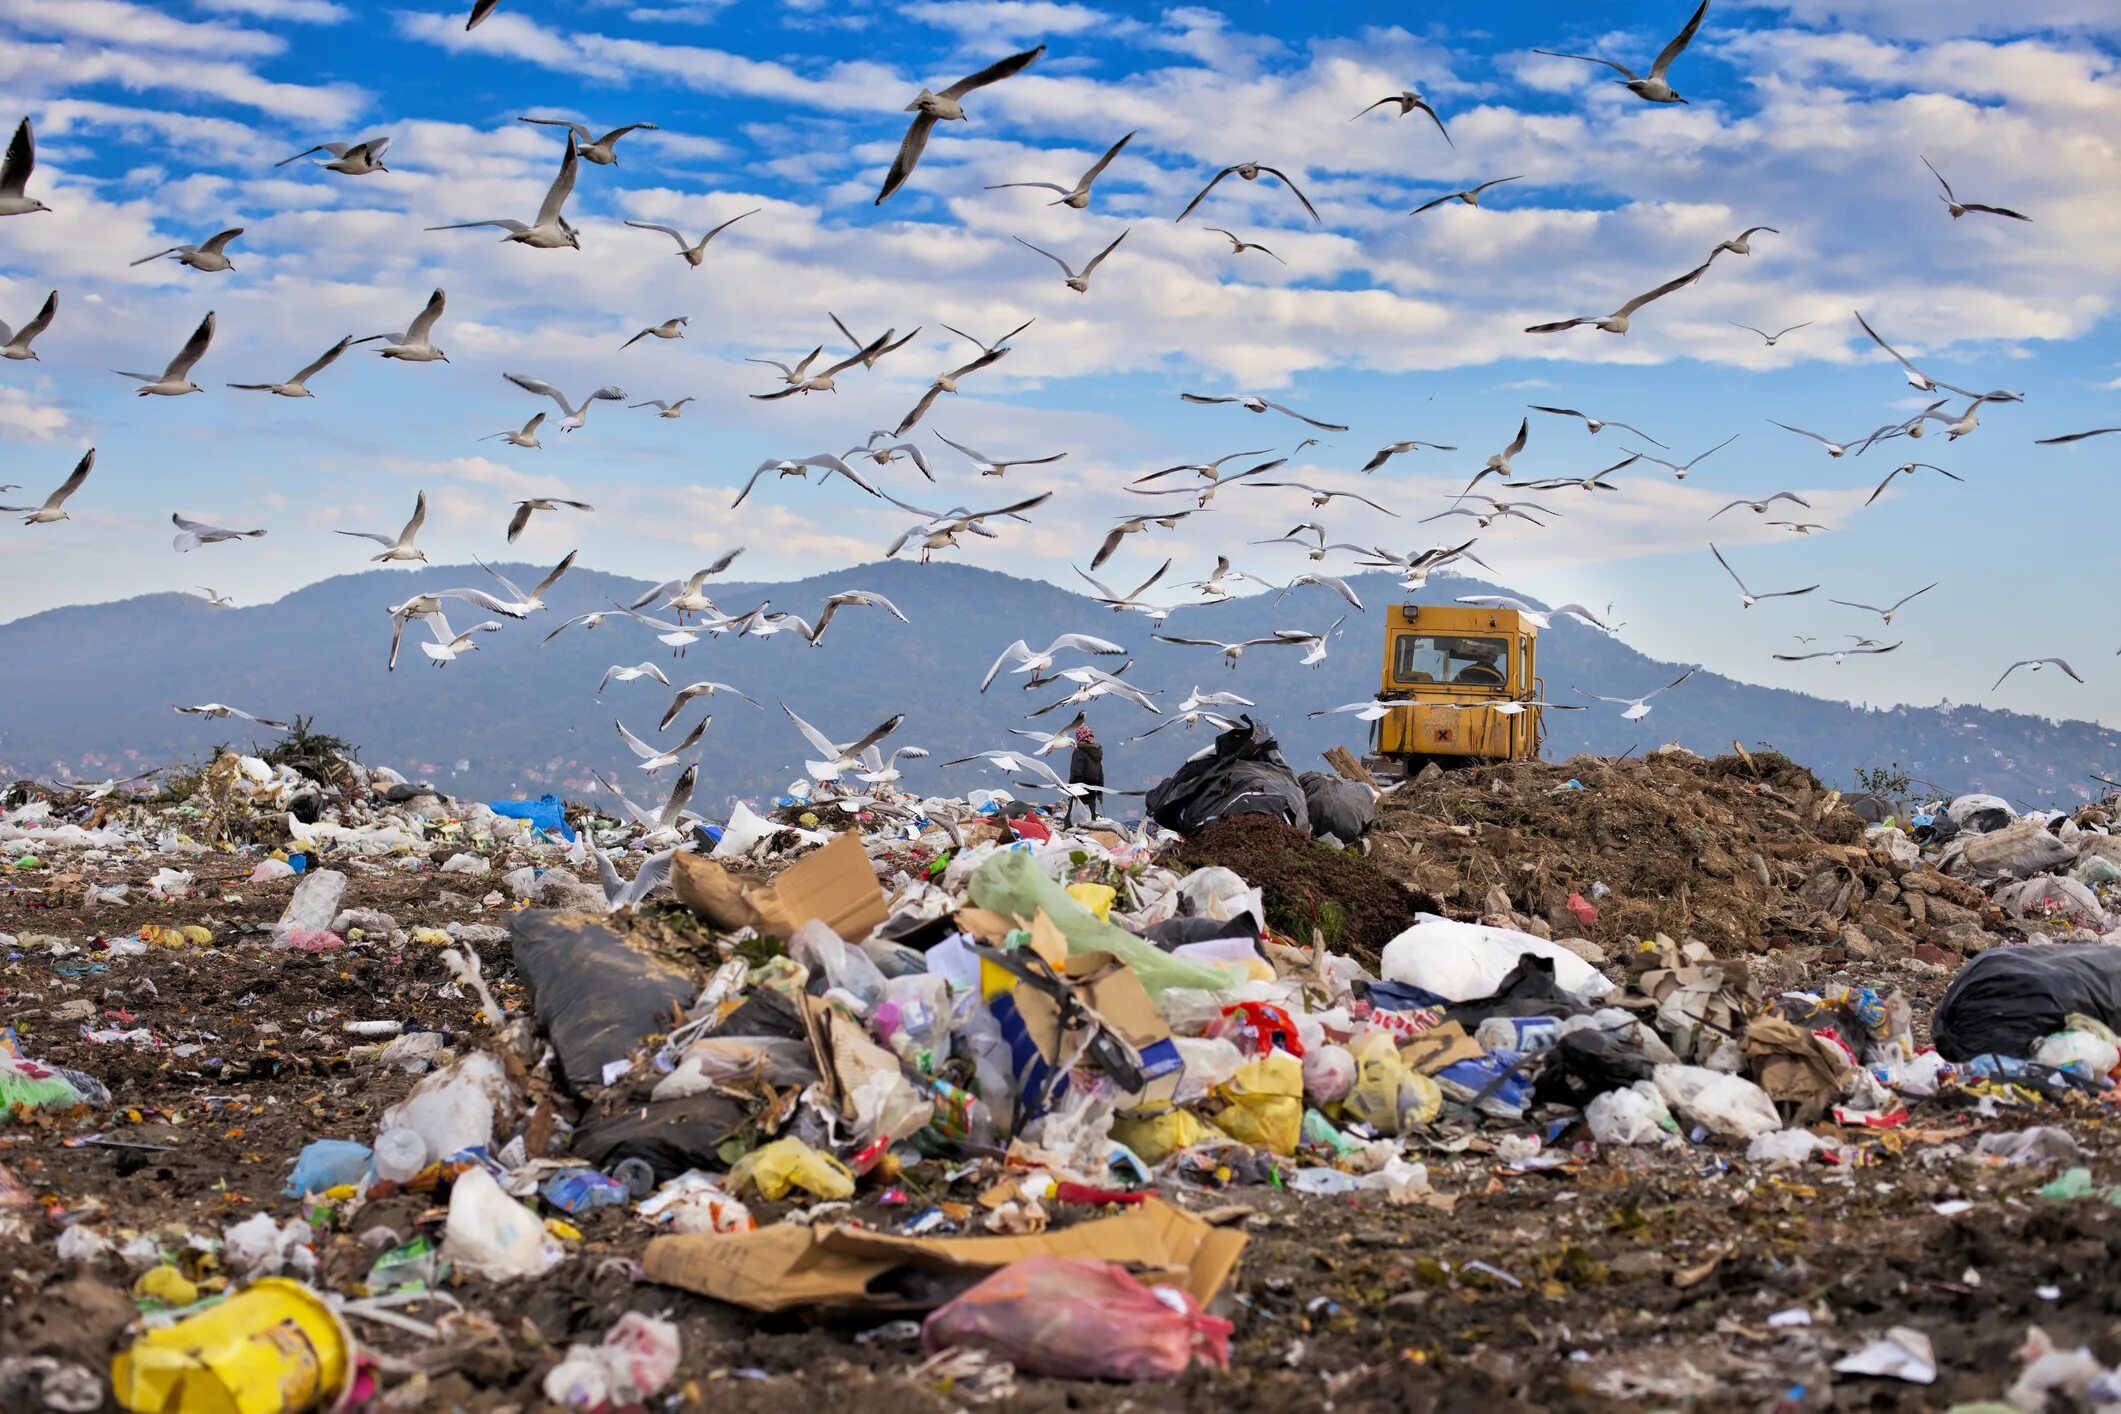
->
[1365,603,1544,776]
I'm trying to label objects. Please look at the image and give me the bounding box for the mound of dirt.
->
[1366,748,1883,956]
[1168,812,1445,964]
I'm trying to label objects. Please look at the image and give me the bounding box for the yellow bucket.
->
[112,1277,353,1414]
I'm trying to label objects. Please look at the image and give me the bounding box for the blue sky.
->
[0,0,2116,727]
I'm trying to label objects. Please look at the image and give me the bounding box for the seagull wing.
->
[505,372,575,415]
[406,288,447,342]
[535,134,580,227]
[1080,130,1134,184]
[1254,166,1320,222]
[781,704,841,759]
[46,449,93,507]
[276,144,331,167]
[843,713,907,759]
[1646,666,1699,699]
[165,311,216,379]
[940,43,1045,99]
[1769,420,1834,448]
[1614,259,1713,318]
[290,335,354,384]
[876,111,938,205]
[1961,201,2032,221]
[505,503,535,542]
[398,491,427,544]
[1649,0,1710,78]
[1920,154,1956,204]
[1012,235,1075,278]
[1532,48,1639,80]
[615,719,660,761]
[1079,227,1128,275]
[519,116,592,141]
[894,383,946,437]
[2037,428,2121,445]
[1176,166,1239,222]
[981,640,1033,691]
[986,180,1071,196]
[1260,400,1349,431]
[529,548,578,599]
[1709,543,1750,595]
[0,117,31,199]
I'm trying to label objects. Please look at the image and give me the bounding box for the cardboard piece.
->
[1003,950,1183,1106]
[672,832,888,941]
[1397,1020,1485,1076]
[641,1195,1245,1314]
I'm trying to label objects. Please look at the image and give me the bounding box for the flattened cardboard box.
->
[672,831,888,941]
[642,1195,1245,1314]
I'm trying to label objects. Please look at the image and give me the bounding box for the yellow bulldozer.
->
[1362,602,1547,779]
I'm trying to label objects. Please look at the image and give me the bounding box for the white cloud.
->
[2,0,284,55]
[0,387,72,443]
[192,0,350,21]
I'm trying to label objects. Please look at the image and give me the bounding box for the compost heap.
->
[7,735,2121,1412]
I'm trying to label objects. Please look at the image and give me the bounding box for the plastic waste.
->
[2033,1029,2120,1081]
[367,1127,427,1185]
[542,1168,631,1215]
[379,1051,510,1163]
[443,1166,564,1279]
[111,1277,353,1414]
[1747,1128,1823,1167]
[788,917,889,1011]
[1932,944,2121,1061]
[1110,1107,1214,1165]
[133,1266,198,1308]
[1288,1166,1363,1195]
[1434,1051,1531,1120]
[1586,1082,1675,1146]
[487,793,576,841]
[1301,1042,1357,1103]
[221,1212,312,1278]
[651,1036,817,1100]
[0,1049,94,1119]
[1653,1064,1782,1141]
[725,1138,856,1202]
[543,1311,680,1410]
[282,1139,371,1197]
[275,869,346,937]
[1341,1029,1442,1134]
[1380,915,1615,1003]
[967,850,1233,996]
[922,1255,1233,1380]
[872,973,952,1073]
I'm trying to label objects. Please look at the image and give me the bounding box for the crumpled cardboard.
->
[993,950,1183,1108]
[672,832,888,941]
[1744,1014,1853,1123]
[1397,1020,1484,1076]
[641,1195,1245,1314]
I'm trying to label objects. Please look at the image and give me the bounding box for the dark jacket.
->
[1067,739,1105,792]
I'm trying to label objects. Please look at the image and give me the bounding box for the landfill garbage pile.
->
[7,736,2121,1411]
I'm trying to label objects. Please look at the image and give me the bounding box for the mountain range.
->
[5,561,2117,810]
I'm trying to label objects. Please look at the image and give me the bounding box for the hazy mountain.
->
[5,561,2116,810]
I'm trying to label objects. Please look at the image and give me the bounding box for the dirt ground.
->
[5,810,2119,1412]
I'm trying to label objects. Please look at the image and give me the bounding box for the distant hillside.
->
[5,561,2117,809]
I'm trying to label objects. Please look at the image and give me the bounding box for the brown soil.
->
[1168,813,1447,964]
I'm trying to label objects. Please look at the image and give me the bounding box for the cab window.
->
[1392,633,1510,688]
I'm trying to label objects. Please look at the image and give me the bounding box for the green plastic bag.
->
[967,850,1234,996]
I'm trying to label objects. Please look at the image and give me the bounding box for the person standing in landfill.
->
[1065,724,1104,825]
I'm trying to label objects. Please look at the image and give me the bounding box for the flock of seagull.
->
[3,0,2115,814]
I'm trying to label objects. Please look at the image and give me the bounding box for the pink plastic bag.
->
[921,1255,1232,1381]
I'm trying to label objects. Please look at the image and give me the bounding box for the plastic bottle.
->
[370,1128,428,1185]
[614,1158,656,1199]
[541,1168,631,1215]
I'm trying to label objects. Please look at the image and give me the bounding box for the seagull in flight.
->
[1271,615,1348,667]
[1830,583,1936,625]
[171,514,265,552]
[472,551,575,614]
[624,209,760,266]
[1,449,92,525]
[1015,230,1129,293]
[632,398,695,419]
[1573,666,1699,720]
[505,497,593,543]
[660,681,761,730]
[1728,319,1811,346]
[1534,0,1710,104]
[176,703,288,729]
[2037,428,2121,446]
[601,661,671,693]
[132,227,243,273]
[337,491,428,564]
[1349,91,1451,144]
[1528,405,1666,445]
[1712,226,1779,257]
[774,589,911,647]
[856,745,931,787]
[894,346,1012,436]
[360,288,448,363]
[1177,161,1321,224]
[1,117,51,215]
[1775,643,1901,664]
[731,452,873,509]
[884,491,1052,561]
[1423,499,1552,529]
[1768,521,1827,534]
[982,634,1128,691]
[876,44,1045,204]
[617,716,708,773]
[116,311,216,396]
[1922,155,2031,222]
[597,763,698,838]
[1205,228,1286,264]
[1361,438,1456,471]
[1151,632,1284,669]
[829,314,921,369]
[784,706,906,781]
[987,130,1134,208]
[1092,510,1201,569]
[621,316,688,350]
[518,115,658,165]
[0,289,55,360]
[847,433,937,479]
[1180,392,1348,430]
[1865,460,1962,505]
[1526,259,1712,335]
[1275,573,1364,610]
[1479,417,1532,479]
[505,372,627,430]
[277,137,391,175]
[628,550,745,622]
[937,431,1066,478]
[1410,175,1521,215]
[1524,453,1639,493]
[1710,543,1818,608]
[195,587,235,608]
[1627,433,1737,480]
[1132,447,1274,486]
[1077,559,1175,622]
[1457,596,1609,631]
[1768,420,1869,458]
[228,335,355,398]
[427,132,581,248]
[1710,491,1811,518]
[1993,658,2082,690]
[749,333,894,398]
[421,613,503,667]
[483,412,546,449]
[1250,479,1396,514]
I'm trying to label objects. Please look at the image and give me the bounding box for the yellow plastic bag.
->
[1111,1108,1218,1165]
[1211,1052,1302,1155]
[1341,1031,1445,1134]
[1064,882,1116,922]
[725,1138,855,1202]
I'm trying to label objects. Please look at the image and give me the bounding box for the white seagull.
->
[892,347,1010,437]
[1249,479,1396,515]
[775,589,911,647]
[1,289,56,360]
[621,316,688,350]
[856,746,931,786]
[1830,583,1937,624]
[519,115,658,164]
[171,514,265,552]
[624,209,760,266]
[471,551,576,614]
[1526,259,1712,335]
[1180,392,1348,431]
[1573,666,1700,720]
[986,131,1134,209]
[337,491,429,564]
[277,137,391,175]
[876,45,1045,204]
[1921,155,2030,222]
[1710,491,1811,519]
[1205,228,1286,264]
[731,452,873,509]
[1361,439,1457,472]
[617,717,709,774]
[783,705,906,781]
[936,431,1066,478]
[981,633,1126,691]
[1014,230,1129,294]
[1710,543,1818,608]
[1728,319,1810,346]
[1349,91,1451,144]
[600,661,672,694]
[632,398,696,419]
[1768,420,1866,458]
[228,335,355,398]
[1410,175,1521,215]
[427,132,581,249]
[483,412,547,449]
[883,491,1051,562]
[1627,433,1737,480]
[1533,0,1711,104]
[421,613,503,667]
[131,227,244,272]
[1528,405,1666,445]
[1,117,51,215]
[360,288,448,363]
[176,703,288,729]
[1176,162,1321,224]
[195,587,235,608]
[2,449,92,525]
[506,496,593,542]
[116,311,216,396]
[1457,596,1610,631]
[659,681,762,730]
[505,372,627,431]
[1774,643,1900,664]
[1993,658,2082,690]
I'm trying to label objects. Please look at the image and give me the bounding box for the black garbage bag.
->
[1933,944,2121,1061]
[572,1094,749,1182]
[510,911,696,1096]
[1300,771,1376,843]
[1145,716,1308,836]
[1143,913,1263,951]
[1441,956,1590,1027]
[1532,1028,1655,1108]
